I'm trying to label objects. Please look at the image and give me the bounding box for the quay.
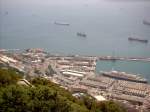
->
[97,56,150,62]
[0,49,20,52]
[47,55,150,62]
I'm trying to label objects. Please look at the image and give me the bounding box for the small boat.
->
[54,21,70,26]
[77,32,87,38]
[128,37,148,43]
[143,20,150,26]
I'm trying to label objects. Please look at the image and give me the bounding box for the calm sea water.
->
[96,60,150,82]
[0,0,150,79]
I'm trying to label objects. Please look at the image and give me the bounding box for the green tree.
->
[0,68,126,112]
[31,77,50,85]
[0,68,22,87]
[0,85,29,112]
[97,101,126,112]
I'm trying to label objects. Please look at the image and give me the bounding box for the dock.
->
[97,56,150,62]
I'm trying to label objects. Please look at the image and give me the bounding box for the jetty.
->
[98,56,150,62]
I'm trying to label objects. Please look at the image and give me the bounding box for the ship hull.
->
[54,22,70,26]
[143,20,150,26]
[101,72,147,84]
[128,37,148,43]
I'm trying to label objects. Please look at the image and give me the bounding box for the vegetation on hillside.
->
[0,68,22,86]
[0,68,126,112]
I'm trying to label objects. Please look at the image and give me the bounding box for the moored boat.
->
[100,70,147,83]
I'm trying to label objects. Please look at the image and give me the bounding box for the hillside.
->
[0,67,126,112]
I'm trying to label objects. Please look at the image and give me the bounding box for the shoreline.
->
[1,48,150,62]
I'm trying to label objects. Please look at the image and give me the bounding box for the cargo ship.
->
[128,37,148,43]
[143,20,150,26]
[54,21,70,26]
[100,70,147,83]
[77,32,87,38]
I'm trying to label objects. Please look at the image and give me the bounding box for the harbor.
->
[1,0,150,111]
[0,48,150,111]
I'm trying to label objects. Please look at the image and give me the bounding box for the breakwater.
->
[97,56,150,62]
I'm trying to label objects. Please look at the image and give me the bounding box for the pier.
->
[0,49,20,52]
[97,56,150,62]
[47,54,150,62]
[46,55,150,62]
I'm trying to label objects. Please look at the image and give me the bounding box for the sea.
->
[0,0,150,80]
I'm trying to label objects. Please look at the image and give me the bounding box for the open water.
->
[0,0,150,80]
